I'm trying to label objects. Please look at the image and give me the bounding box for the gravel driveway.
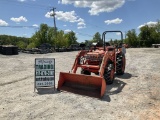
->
[0,48,160,120]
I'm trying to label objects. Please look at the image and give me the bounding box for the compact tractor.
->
[57,31,126,98]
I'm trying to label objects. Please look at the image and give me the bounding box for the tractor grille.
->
[84,54,103,61]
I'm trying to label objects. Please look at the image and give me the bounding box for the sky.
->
[0,0,160,43]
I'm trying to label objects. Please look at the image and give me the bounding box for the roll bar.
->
[102,31,123,51]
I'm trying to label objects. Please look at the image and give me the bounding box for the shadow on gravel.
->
[102,79,126,102]
[116,72,137,79]
[101,95,111,102]
[36,88,60,95]
[0,75,33,86]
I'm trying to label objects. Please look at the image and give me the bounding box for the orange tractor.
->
[57,31,126,98]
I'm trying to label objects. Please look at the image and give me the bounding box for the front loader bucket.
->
[57,72,106,98]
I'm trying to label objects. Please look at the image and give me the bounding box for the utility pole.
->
[50,7,57,49]
[50,7,56,29]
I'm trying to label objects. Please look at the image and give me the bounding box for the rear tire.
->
[81,69,91,75]
[116,53,125,75]
[103,62,115,85]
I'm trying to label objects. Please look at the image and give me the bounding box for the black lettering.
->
[44,65,47,69]
[36,71,39,76]
[39,65,42,69]
[51,65,54,69]
[46,71,49,76]
[43,71,45,76]
[47,64,50,69]
[39,71,41,76]
[51,77,54,81]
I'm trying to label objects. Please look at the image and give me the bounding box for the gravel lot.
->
[0,48,160,120]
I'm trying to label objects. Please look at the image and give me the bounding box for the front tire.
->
[103,62,115,85]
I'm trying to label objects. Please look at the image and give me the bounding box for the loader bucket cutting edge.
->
[57,72,106,98]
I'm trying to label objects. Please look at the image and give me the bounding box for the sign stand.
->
[34,58,55,92]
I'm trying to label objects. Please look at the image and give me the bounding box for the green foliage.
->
[84,32,123,47]
[30,24,78,48]
[84,40,92,47]
[47,27,56,45]
[109,39,123,46]
[1,21,160,49]
[123,20,160,47]
[0,35,29,47]
[92,32,101,42]
[126,29,138,47]
[27,42,36,49]
[30,24,49,47]
[83,32,102,47]
[93,32,103,45]
[17,41,27,49]
[65,31,77,47]
[138,21,160,47]
[56,30,65,47]
[0,24,78,49]
[109,39,113,45]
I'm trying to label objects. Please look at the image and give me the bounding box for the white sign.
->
[35,58,55,89]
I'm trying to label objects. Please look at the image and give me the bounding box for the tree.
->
[154,20,160,44]
[65,31,78,47]
[47,27,56,45]
[30,24,54,47]
[56,30,66,47]
[84,40,92,47]
[39,24,49,44]
[109,39,113,45]
[0,35,29,47]
[92,32,102,44]
[29,24,49,47]
[27,42,36,49]
[30,24,78,48]
[17,41,27,49]
[126,29,138,47]
[139,25,157,47]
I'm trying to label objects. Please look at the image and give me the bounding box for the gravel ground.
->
[0,48,160,120]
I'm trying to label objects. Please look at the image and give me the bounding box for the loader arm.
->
[71,50,88,73]
[99,51,109,77]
